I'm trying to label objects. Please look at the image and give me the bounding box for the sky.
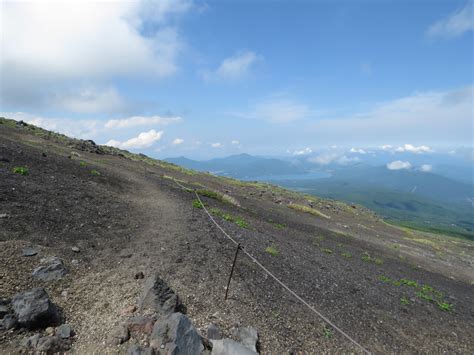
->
[0,0,473,159]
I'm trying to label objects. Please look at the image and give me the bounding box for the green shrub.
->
[437,302,453,311]
[400,296,410,305]
[79,161,87,167]
[12,166,29,175]
[90,169,101,176]
[235,218,248,229]
[192,199,203,209]
[322,248,333,254]
[265,246,279,256]
[341,251,352,258]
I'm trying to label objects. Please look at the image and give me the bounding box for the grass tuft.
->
[12,166,29,175]
[287,203,331,219]
[90,169,101,176]
[192,199,203,209]
[265,246,279,256]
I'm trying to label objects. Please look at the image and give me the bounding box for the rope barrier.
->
[173,179,371,354]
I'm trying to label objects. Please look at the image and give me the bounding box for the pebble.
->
[71,246,80,253]
[22,247,38,257]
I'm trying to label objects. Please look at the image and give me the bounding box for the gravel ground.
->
[1,121,473,353]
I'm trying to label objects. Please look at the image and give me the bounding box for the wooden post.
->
[225,243,240,300]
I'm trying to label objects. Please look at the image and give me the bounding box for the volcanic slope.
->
[0,118,473,353]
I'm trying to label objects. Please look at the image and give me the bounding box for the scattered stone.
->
[16,120,28,127]
[0,213,8,218]
[211,339,257,355]
[139,274,181,315]
[42,152,47,157]
[207,323,221,340]
[11,288,60,329]
[45,326,55,336]
[232,326,259,352]
[71,259,79,265]
[32,257,67,281]
[21,334,71,354]
[127,344,156,355]
[21,334,41,349]
[121,304,137,316]
[22,247,38,257]
[126,316,155,335]
[107,324,130,345]
[150,313,203,354]
[0,304,8,318]
[56,324,73,338]
[0,157,10,163]
[71,246,80,253]
[135,271,145,279]
[61,290,68,298]
[1,314,18,330]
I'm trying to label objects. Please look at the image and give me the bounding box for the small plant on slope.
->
[265,246,279,256]
[12,167,29,175]
[192,199,203,209]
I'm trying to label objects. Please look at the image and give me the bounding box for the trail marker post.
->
[225,243,240,300]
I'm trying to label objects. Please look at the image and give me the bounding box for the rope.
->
[173,179,371,354]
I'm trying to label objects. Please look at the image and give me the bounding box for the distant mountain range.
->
[165,153,307,178]
[166,153,474,239]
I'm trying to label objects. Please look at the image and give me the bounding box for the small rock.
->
[1,314,17,330]
[22,247,38,257]
[107,324,130,345]
[233,326,258,352]
[32,257,67,281]
[45,326,55,336]
[71,246,80,253]
[0,213,8,218]
[71,259,79,265]
[56,324,73,338]
[138,274,181,315]
[127,316,156,335]
[211,339,257,355]
[135,271,145,279]
[127,345,156,355]
[11,288,60,329]
[207,323,221,340]
[61,290,68,298]
[121,304,137,316]
[0,304,8,318]
[21,334,41,349]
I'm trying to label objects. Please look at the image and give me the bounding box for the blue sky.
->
[1,0,472,159]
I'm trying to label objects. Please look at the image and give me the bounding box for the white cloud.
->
[395,144,432,154]
[420,164,433,172]
[387,160,412,170]
[53,86,125,113]
[105,115,181,129]
[427,2,474,39]
[231,140,240,145]
[211,142,223,148]
[106,129,163,149]
[203,51,261,81]
[380,144,393,151]
[349,147,367,154]
[2,111,101,139]
[239,97,312,124]
[172,138,184,145]
[308,152,359,165]
[1,0,190,110]
[310,86,473,144]
[293,147,313,156]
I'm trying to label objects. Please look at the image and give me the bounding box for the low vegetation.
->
[265,246,279,256]
[192,199,203,209]
[341,251,352,258]
[361,252,383,265]
[288,203,331,219]
[79,161,87,167]
[196,189,240,206]
[12,166,29,176]
[90,169,101,176]
[208,207,249,229]
[321,248,333,254]
[378,275,453,311]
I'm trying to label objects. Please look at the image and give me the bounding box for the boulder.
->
[138,274,181,315]
[32,257,67,281]
[150,312,203,354]
[22,247,38,257]
[11,288,60,329]
[211,339,257,355]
